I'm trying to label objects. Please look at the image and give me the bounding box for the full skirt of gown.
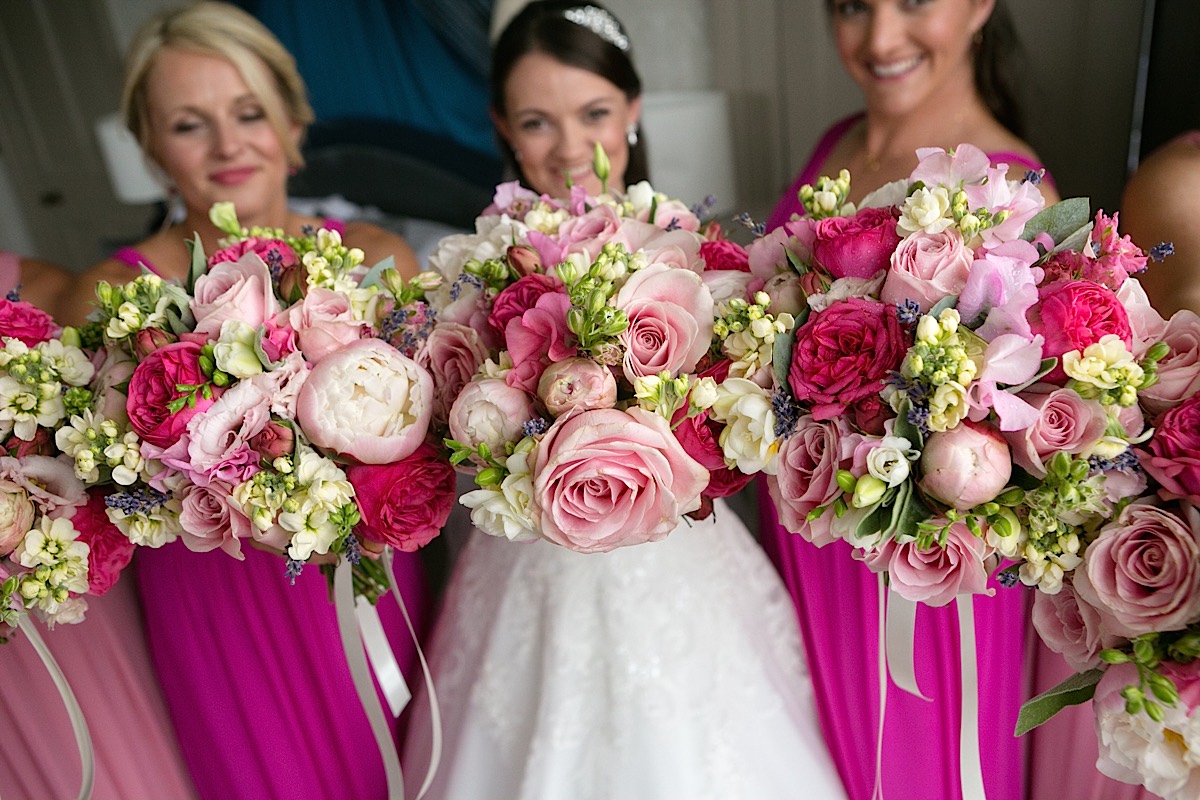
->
[402,498,847,800]
[136,541,431,800]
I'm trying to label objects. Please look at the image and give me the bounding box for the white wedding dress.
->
[402,499,847,800]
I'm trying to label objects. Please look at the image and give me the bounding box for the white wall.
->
[0,157,35,256]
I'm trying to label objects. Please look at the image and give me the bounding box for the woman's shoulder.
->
[342,220,419,278]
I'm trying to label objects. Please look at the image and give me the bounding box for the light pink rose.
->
[1139,310,1200,415]
[871,519,994,606]
[191,252,281,339]
[504,292,577,394]
[91,350,135,424]
[1117,276,1167,359]
[880,228,973,311]
[415,322,489,426]
[920,421,1012,510]
[1032,577,1112,671]
[767,415,854,546]
[532,407,709,553]
[185,380,270,487]
[537,358,617,416]
[554,203,623,259]
[647,198,701,232]
[610,222,705,274]
[0,455,86,517]
[615,262,714,382]
[1003,386,1108,478]
[179,482,250,559]
[1073,501,1200,639]
[0,479,35,556]
[762,272,807,318]
[447,378,536,457]
[296,338,432,464]
[279,287,370,363]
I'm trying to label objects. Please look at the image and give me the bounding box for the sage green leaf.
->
[1015,668,1103,736]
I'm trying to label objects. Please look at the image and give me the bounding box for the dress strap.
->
[322,217,347,235]
[986,150,1058,191]
[767,113,864,231]
[112,246,163,277]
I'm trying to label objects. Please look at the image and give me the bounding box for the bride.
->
[402,3,848,798]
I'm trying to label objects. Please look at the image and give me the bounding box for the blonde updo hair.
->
[122,0,314,167]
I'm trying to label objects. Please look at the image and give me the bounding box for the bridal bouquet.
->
[426,167,773,552]
[54,204,454,598]
[751,144,1200,798]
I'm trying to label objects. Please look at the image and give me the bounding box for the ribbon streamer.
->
[17,616,94,800]
[884,591,933,702]
[871,573,888,800]
[957,596,987,800]
[355,596,412,718]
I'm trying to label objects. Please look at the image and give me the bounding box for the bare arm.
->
[56,259,137,328]
[344,221,421,280]
[13,258,72,319]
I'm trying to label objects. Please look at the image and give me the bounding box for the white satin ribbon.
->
[956,596,986,800]
[355,596,411,718]
[884,591,932,702]
[17,616,94,800]
[871,573,888,800]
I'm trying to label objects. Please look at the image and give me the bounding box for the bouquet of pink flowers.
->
[55,203,455,599]
[426,173,774,552]
[749,143,1200,798]
[0,292,136,639]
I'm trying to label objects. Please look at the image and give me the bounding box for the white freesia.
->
[214,320,264,378]
[708,377,779,474]
[866,436,919,487]
[898,185,955,235]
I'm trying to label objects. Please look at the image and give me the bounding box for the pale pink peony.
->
[920,421,1012,510]
[537,358,617,417]
[880,228,973,311]
[447,378,537,457]
[1003,386,1108,478]
[0,479,35,556]
[191,252,281,339]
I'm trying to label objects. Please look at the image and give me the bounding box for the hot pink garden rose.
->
[296,338,433,464]
[767,415,853,546]
[537,358,617,417]
[920,421,1012,510]
[1030,279,1132,382]
[1031,577,1111,671]
[488,273,565,340]
[1073,501,1200,639]
[0,299,59,345]
[279,287,370,363]
[868,519,993,606]
[1003,386,1108,478]
[347,443,455,552]
[670,408,754,500]
[1138,392,1200,503]
[70,490,134,595]
[700,239,750,272]
[788,297,908,420]
[880,228,973,311]
[807,206,902,280]
[415,322,488,426]
[532,407,709,553]
[126,340,218,448]
[448,378,536,458]
[504,292,577,394]
[191,252,281,339]
[178,482,250,559]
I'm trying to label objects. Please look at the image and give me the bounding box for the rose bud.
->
[919,420,1012,510]
[132,327,178,359]
[763,272,808,318]
[506,244,542,278]
[537,357,618,417]
[249,420,295,463]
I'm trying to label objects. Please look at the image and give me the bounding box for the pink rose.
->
[761,272,807,318]
[1032,577,1112,671]
[258,319,298,364]
[504,292,577,394]
[610,223,704,274]
[1139,310,1200,416]
[880,228,973,311]
[1073,501,1200,639]
[249,420,294,463]
[920,421,1012,510]
[873,519,994,606]
[126,341,220,448]
[279,287,370,363]
[3,427,52,459]
[347,443,455,552]
[296,338,433,464]
[70,490,134,595]
[1003,386,1108,478]
[209,236,300,301]
[670,409,754,500]
[185,380,270,486]
[699,239,750,272]
[788,297,908,420]
[191,252,281,339]
[131,327,178,359]
[555,204,623,256]
[415,322,489,426]
[537,358,617,417]
[1030,279,1132,382]
[0,298,59,345]
[809,206,902,280]
[767,415,853,546]
[532,407,709,553]
[505,244,542,278]
[0,480,35,556]
[178,482,250,559]
[615,262,714,382]
[1138,393,1200,503]
[747,223,811,282]
[488,273,566,341]
[448,378,536,457]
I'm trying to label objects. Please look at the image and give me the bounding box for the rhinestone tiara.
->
[563,5,630,52]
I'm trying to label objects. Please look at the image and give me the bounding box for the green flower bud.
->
[592,141,611,189]
[209,201,241,235]
[836,470,858,494]
[1099,648,1131,664]
[1147,672,1180,706]
[476,467,504,487]
[1145,700,1165,723]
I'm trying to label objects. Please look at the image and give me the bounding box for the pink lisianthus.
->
[1138,393,1200,503]
[1139,310,1200,415]
[191,252,281,339]
[1003,386,1108,478]
[488,273,566,341]
[178,481,250,559]
[279,287,370,363]
[787,297,908,420]
[880,228,973,311]
[537,358,617,417]
[185,379,271,487]
[1030,279,1132,382]
[414,322,489,427]
[767,415,857,546]
[70,490,134,595]
[1073,501,1200,639]
[807,206,902,281]
[1031,576,1112,671]
[295,338,433,464]
[699,239,750,272]
[347,443,455,552]
[615,263,714,382]
[504,292,577,394]
[866,519,994,606]
[448,378,536,458]
[0,298,59,345]
[920,421,1012,510]
[126,340,219,447]
[532,407,709,553]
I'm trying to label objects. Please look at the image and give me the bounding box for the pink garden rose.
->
[258,319,298,364]
[0,479,34,556]
[869,519,993,606]
[347,443,456,552]
[616,263,714,383]
[178,482,250,559]
[249,420,294,463]
[1031,577,1111,671]
[209,236,302,302]
[670,408,754,500]
[532,407,709,553]
[1030,279,1132,382]
[448,378,536,458]
[920,421,1012,510]
[788,297,908,420]
[1073,501,1200,639]
[279,287,370,363]
[296,338,433,464]
[488,273,565,341]
[126,340,218,448]
[1003,386,1108,478]
[191,252,281,339]
[504,291,577,394]
[807,206,902,280]
[0,299,59,345]
[415,322,489,426]
[880,228,973,311]
[1139,310,1200,416]
[699,239,750,272]
[767,415,854,546]
[537,358,617,417]
[70,490,134,595]
[1138,392,1200,503]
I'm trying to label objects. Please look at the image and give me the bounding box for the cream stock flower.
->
[709,378,779,474]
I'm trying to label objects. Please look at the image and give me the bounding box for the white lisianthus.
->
[709,377,779,474]
[214,320,264,379]
[866,436,919,487]
[624,180,656,212]
[898,185,955,235]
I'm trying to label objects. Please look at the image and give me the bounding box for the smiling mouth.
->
[870,55,924,79]
[561,165,594,181]
[210,167,256,186]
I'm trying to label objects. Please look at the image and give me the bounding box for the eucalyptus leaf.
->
[1020,197,1091,247]
[773,323,799,391]
[1053,223,1094,255]
[893,399,924,448]
[186,233,207,294]
[359,255,396,290]
[1015,668,1103,736]
[928,295,958,317]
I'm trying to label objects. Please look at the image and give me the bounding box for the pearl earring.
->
[626,124,638,147]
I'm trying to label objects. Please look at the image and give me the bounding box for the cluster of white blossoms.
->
[0,337,95,442]
[12,516,89,617]
[56,409,154,486]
